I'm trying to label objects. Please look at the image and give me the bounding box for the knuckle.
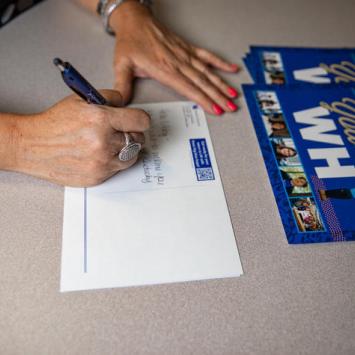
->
[213,75,224,86]
[199,63,209,75]
[116,132,126,146]
[88,107,107,125]
[159,56,179,74]
[130,132,145,146]
[198,48,209,58]
[174,47,191,64]
[90,136,107,154]
[196,94,211,108]
[141,113,151,130]
[196,73,209,87]
[136,111,151,130]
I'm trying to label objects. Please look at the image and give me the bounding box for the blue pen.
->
[53,58,107,105]
[54,57,142,164]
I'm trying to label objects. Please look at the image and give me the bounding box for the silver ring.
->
[118,133,142,162]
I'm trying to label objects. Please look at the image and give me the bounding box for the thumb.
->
[114,60,134,105]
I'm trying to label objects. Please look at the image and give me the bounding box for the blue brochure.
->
[243,53,257,82]
[243,84,355,244]
[245,46,355,85]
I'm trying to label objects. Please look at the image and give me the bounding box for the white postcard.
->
[61,102,243,292]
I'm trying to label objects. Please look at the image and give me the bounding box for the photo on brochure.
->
[243,84,355,243]
[244,46,355,85]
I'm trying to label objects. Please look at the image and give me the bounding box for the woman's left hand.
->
[110,1,240,116]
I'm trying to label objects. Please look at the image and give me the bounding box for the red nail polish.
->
[230,64,239,71]
[227,100,238,111]
[228,87,239,98]
[212,103,224,115]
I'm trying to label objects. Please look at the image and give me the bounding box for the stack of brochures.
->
[242,46,355,244]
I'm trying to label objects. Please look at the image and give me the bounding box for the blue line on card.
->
[84,187,87,273]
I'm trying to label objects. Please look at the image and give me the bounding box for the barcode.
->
[196,168,215,181]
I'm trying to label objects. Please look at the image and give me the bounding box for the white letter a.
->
[293,67,331,84]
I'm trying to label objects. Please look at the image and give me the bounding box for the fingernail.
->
[230,64,239,71]
[228,87,239,98]
[212,103,224,115]
[227,100,238,111]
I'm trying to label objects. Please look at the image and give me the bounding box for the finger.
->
[194,47,239,73]
[147,65,221,115]
[109,131,145,154]
[191,58,239,99]
[98,89,124,107]
[180,65,237,113]
[105,107,151,132]
[114,59,134,105]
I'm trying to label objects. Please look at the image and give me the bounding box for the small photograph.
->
[261,51,286,85]
[265,111,284,122]
[256,91,282,114]
[290,197,325,232]
[262,114,290,138]
[271,138,301,166]
[280,167,311,197]
[268,72,286,85]
[318,187,355,201]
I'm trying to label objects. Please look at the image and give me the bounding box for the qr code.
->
[196,168,215,181]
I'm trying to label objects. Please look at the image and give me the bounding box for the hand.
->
[13,90,150,187]
[111,1,239,116]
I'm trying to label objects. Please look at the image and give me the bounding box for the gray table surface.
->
[0,1,354,354]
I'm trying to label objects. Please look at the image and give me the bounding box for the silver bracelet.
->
[97,0,153,35]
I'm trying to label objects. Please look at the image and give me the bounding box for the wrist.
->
[0,112,46,175]
[110,0,152,33]
[0,112,22,171]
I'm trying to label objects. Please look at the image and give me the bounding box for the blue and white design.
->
[243,46,355,85]
[243,84,355,244]
[190,138,215,181]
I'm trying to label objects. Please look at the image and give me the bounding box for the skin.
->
[278,146,297,158]
[271,122,286,130]
[76,0,240,114]
[291,177,307,187]
[271,76,285,85]
[0,90,150,187]
[263,59,278,65]
[260,100,276,109]
[0,0,238,187]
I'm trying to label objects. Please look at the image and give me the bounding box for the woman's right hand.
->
[11,90,150,187]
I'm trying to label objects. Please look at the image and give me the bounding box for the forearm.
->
[0,112,21,171]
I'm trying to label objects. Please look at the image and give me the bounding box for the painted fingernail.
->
[227,100,238,111]
[212,103,224,115]
[228,87,239,98]
[230,64,239,71]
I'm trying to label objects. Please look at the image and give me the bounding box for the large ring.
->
[118,133,142,162]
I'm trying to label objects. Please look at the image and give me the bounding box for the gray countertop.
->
[0,1,354,354]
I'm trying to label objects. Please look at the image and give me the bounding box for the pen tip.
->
[53,57,65,72]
